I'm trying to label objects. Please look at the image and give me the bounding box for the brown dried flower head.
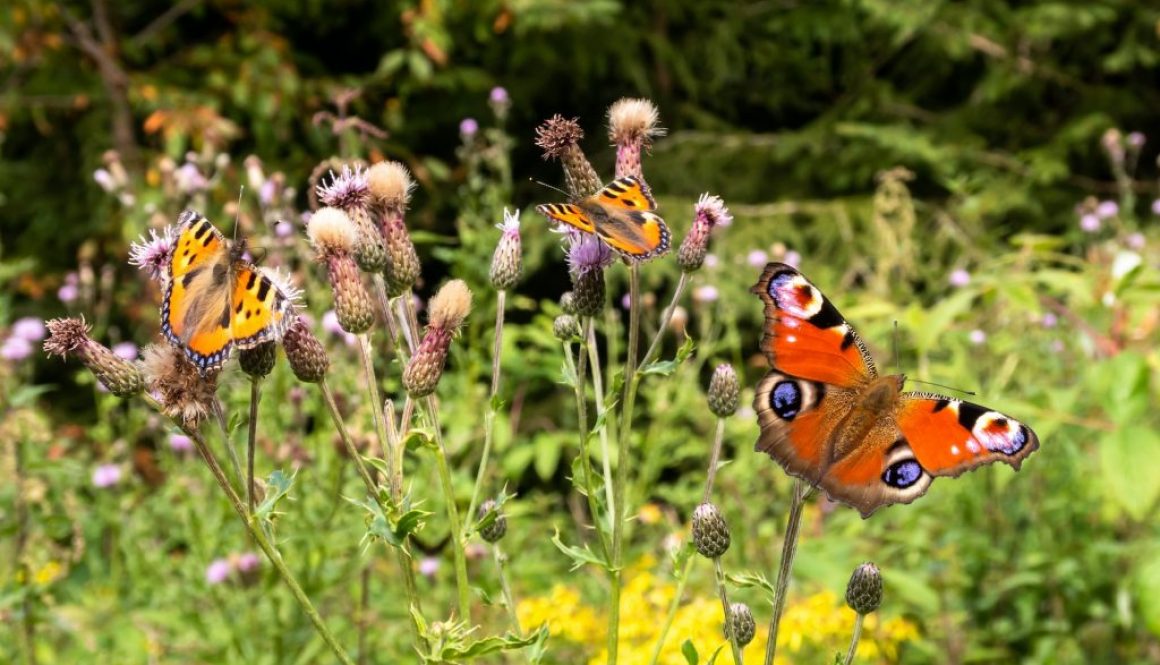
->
[142,343,219,427]
[307,207,359,258]
[366,161,416,213]
[608,98,665,147]
[43,317,144,397]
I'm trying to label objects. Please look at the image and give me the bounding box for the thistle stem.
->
[716,558,744,665]
[357,334,396,481]
[648,555,694,665]
[466,289,506,532]
[703,418,726,503]
[563,341,610,557]
[247,378,261,515]
[584,319,616,520]
[608,262,642,665]
[13,435,37,665]
[372,275,404,364]
[703,415,742,664]
[640,272,690,369]
[211,399,245,492]
[493,544,523,635]
[842,613,865,665]
[423,396,473,623]
[762,479,809,665]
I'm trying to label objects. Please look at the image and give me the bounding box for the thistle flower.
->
[12,317,46,342]
[691,502,730,558]
[553,314,581,341]
[128,226,176,283]
[460,117,479,138]
[282,316,330,383]
[317,165,389,273]
[205,558,231,585]
[92,464,123,489]
[168,433,193,453]
[307,207,375,334]
[725,603,756,647]
[534,114,602,198]
[403,280,472,398]
[239,341,277,378]
[367,161,422,296]
[678,194,733,273]
[708,364,739,418]
[845,562,883,615]
[477,499,507,543]
[2,336,33,361]
[607,98,665,180]
[44,317,144,398]
[489,208,523,290]
[489,86,510,119]
[1079,213,1101,233]
[140,343,217,426]
[948,268,971,288]
[1095,200,1119,219]
[1101,128,1124,167]
[567,236,613,317]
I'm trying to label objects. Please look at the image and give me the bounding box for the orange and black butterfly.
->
[752,263,1040,517]
[161,210,294,374]
[536,176,670,260]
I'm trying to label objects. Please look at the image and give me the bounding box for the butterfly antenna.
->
[233,186,246,243]
[908,379,977,397]
[529,177,571,198]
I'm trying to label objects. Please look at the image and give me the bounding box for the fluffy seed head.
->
[142,344,218,426]
[428,279,473,332]
[691,502,731,558]
[708,364,740,417]
[608,98,665,147]
[846,562,883,615]
[725,603,756,647]
[307,207,359,257]
[367,161,416,212]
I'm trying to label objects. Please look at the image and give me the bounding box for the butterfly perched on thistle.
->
[536,176,670,260]
[161,210,296,374]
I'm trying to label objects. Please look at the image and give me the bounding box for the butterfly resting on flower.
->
[161,210,295,374]
[536,176,670,260]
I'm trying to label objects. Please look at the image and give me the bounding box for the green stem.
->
[584,319,616,521]
[703,418,726,503]
[648,555,694,665]
[211,398,245,492]
[640,272,690,369]
[357,334,395,477]
[493,544,523,636]
[372,275,405,365]
[466,289,506,531]
[247,378,261,515]
[762,479,809,665]
[424,396,473,622]
[609,262,642,665]
[842,613,864,665]
[715,558,744,665]
[14,433,37,665]
[563,340,610,558]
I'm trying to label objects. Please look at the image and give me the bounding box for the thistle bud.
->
[43,317,144,397]
[316,165,389,273]
[708,364,739,418]
[559,291,577,315]
[403,280,472,398]
[307,207,375,334]
[845,562,883,615]
[534,114,602,198]
[239,341,277,378]
[553,314,582,342]
[607,98,664,180]
[725,603,756,647]
[367,161,422,296]
[477,499,507,543]
[566,237,613,317]
[677,194,733,273]
[691,502,730,558]
[489,209,523,290]
[282,317,330,383]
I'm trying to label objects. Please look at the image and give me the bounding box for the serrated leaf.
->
[550,528,610,571]
[403,429,436,451]
[681,639,698,665]
[642,335,697,376]
[438,625,548,660]
[255,469,295,522]
[727,571,776,597]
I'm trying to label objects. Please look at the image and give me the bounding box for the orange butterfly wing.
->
[594,210,670,259]
[535,203,596,234]
[230,266,293,348]
[593,176,657,211]
[162,211,233,370]
[896,394,1039,477]
[536,177,670,260]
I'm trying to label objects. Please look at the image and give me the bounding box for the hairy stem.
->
[842,613,865,665]
[763,479,809,665]
[493,545,523,635]
[640,272,690,369]
[424,396,472,622]
[564,341,610,557]
[584,319,616,520]
[702,418,726,504]
[247,378,261,515]
[466,289,506,532]
[716,558,744,665]
[211,399,245,492]
[357,334,395,477]
[648,555,694,665]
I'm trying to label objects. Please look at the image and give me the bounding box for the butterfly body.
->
[753,263,1039,517]
[162,211,293,374]
[536,176,670,260]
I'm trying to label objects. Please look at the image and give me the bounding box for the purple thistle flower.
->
[783,250,802,269]
[419,557,440,578]
[1079,214,1101,233]
[93,168,116,193]
[321,310,344,336]
[1126,232,1145,250]
[566,235,614,277]
[205,558,232,585]
[174,163,208,194]
[703,254,719,269]
[92,464,122,488]
[236,552,261,573]
[58,273,79,304]
[1095,200,1119,219]
[1128,132,1146,148]
[694,193,733,228]
[112,342,138,361]
[693,285,719,303]
[168,433,193,453]
[274,220,295,238]
[129,227,176,282]
[1151,199,1160,216]
[316,165,369,210]
[621,293,632,310]
[746,250,769,267]
[489,87,509,105]
[1,336,34,361]
[948,269,971,288]
[969,329,987,345]
[259,178,278,206]
[12,317,46,342]
[460,118,479,138]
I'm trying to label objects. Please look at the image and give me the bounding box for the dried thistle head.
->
[403,280,473,398]
[427,279,473,332]
[141,343,218,427]
[367,161,416,213]
[535,114,585,160]
[307,207,359,258]
[608,98,664,147]
[43,317,144,397]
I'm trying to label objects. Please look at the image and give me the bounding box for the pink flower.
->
[205,559,231,585]
[948,269,971,288]
[321,310,344,336]
[566,235,614,277]
[783,250,801,269]
[174,163,208,193]
[1079,214,1101,233]
[93,168,116,192]
[746,250,769,267]
[419,557,440,578]
[112,342,138,361]
[92,464,122,488]
[968,329,987,345]
[693,285,719,303]
[128,227,176,282]
[489,87,509,105]
[168,433,193,453]
[58,283,78,304]
[274,220,295,238]
[460,118,479,138]
[12,317,46,342]
[236,552,261,573]
[1041,313,1058,328]
[1128,132,1146,147]
[1126,232,1145,250]
[1151,199,1160,216]
[1095,200,1119,219]
[1,336,33,361]
[703,254,719,269]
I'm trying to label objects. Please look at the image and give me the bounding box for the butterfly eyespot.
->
[770,380,802,420]
[882,459,924,489]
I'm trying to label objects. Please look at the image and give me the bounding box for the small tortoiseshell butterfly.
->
[161,210,294,374]
[536,176,670,260]
[752,263,1040,517]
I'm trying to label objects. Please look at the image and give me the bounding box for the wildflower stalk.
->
[608,262,643,665]
[648,556,694,665]
[247,379,261,514]
[640,272,691,368]
[373,275,407,364]
[563,337,610,557]
[762,479,809,665]
[357,334,395,475]
[423,396,473,622]
[584,319,616,517]
[842,614,864,665]
[715,558,744,665]
[211,399,245,493]
[494,545,522,635]
[703,416,743,665]
[466,288,506,530]
[142,393,357,665]
[13,436,36,665]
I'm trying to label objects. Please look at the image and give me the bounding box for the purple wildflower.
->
[259,178,277,206]
[1041,312,1058,328]
[948,269,971,288]
[129,227,176,282]
[58,283,78,304]
[92,464,122,488]
[621,293,632,310]
[566,235,614,277]
[1,336,33,361]
[969,329,987,345]
[321,310,344,336]
[695,193,733,228]
[93,168,116,192]
[1095,200,1119,219]
[1079,214,1101,233]
[236,552,261,573]
[168,433,193,453]
[1128,132,1146,148]
[1151,199,1160,216]
[174,163,208,194]
[316,165,369,210]
[693,285,719,303]
[112,342,138,361]
[703,254,719,269]
[419,557,440,578]
[205,559,232,585]
[747,250,769,267]
[460,118,479,138]
[1126,232,1145,250]
[274,220,295,238]
[783,250,802,269]
[12,317,46,342]
[489,87,509,105]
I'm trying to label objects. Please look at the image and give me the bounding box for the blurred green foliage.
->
[2,1,1160,664]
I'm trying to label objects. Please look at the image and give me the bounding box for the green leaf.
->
[403,428,437,451]
[255,470,295,522]
[641,335,696,376]
[681,640,698,665]
[1134,543,1160,637]
[439,625,548,660]
[560,358,577,388]
[705,645,724,664]
[727,571,776,598]
[550,528,610,571]
[1100,425,1160,520]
